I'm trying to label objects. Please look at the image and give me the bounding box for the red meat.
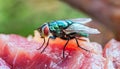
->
[0,58,10,69]
[104,39,120,69]
[0,31,109,69]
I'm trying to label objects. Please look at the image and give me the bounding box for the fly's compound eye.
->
[38,24,50,38]
[42,25,50,37]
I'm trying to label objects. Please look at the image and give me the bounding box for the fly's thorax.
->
[48,20,73,38]
[48,20,73,31]
[38,23,50,38]
[48,22,59,32]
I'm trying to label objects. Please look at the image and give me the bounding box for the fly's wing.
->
[64,23,100,34]
[70,18,92,24]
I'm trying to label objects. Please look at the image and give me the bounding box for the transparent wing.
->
[69,18,92,24]
[64,23,100,34]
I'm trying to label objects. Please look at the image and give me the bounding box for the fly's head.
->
[37,23,50,38]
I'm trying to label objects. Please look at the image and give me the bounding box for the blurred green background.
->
[0,0,87,36]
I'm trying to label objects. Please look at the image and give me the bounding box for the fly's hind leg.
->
[75,38,89,52]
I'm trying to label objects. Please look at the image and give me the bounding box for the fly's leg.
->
[75,38,89,51]
[41,37,50,53]
[77,38,87,41]
[37,38,45,50]
[40,36,56,53]
[63,39,70,58]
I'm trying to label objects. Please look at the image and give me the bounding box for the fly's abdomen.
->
[79,32,89,37]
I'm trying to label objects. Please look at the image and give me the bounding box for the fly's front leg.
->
[37,36,56,50]
[40,36,56,53]
[37,38,45,50]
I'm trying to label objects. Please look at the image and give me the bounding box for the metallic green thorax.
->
[48,20,89,37]
[48,20,73,36]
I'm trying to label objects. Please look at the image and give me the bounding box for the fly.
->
[37,18,100,58]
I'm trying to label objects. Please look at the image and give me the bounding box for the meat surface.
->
[104,39,120,69]
[0,31,119,69]
[0,58,10,69]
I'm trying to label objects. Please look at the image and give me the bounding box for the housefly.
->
[37,18,100,58]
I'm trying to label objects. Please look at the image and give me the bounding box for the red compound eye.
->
[43,26,49,36]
